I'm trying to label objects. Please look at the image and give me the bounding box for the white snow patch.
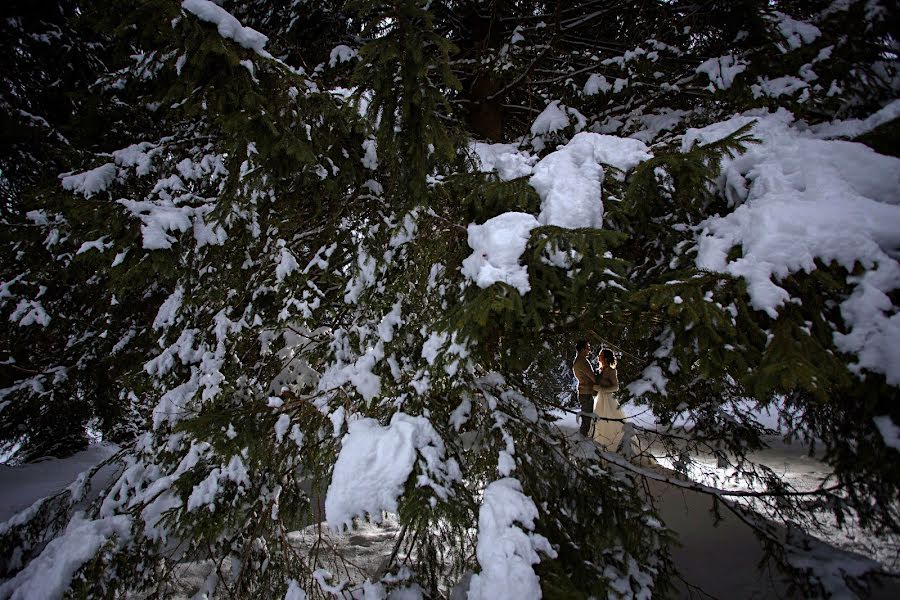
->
[467,478,556,600]
[770,11,821,51]
[873,416,900,451]
[696,55,747,90]
[693,111,900,384]
[276,246,300,282]
[0,512,131,600]
[530,101,572,136]
[60,163,117,198]
[9,300,50,327]
[111,142,156,176]
[470,142,536,181]
[328,45,358,67]
[461,213,540,294]
[530,132,652,229]
[812,99,900,140]
[361,139,378,170]
[325,413,460,532]
[152,287,184,330]
[181,0,271,59]
[583,74,612,96]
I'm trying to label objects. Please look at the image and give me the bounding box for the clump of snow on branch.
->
[325,413,461,532]
[60,163,116,198]
[873,416,900,452]
[812,99,900,140]
[530,100,586,151]
[463,133,651,294]
[530,132,652,229]
[328,45,358,68]
[696,55,747,90]
[769,11,821,52]
[181,0,271,59]
[692,109,900,384]
[469,142,536,181]
[152,287,184,330]
[583,73,612,96]
[0,512,131,600]
[461,213,540,294]
[467,478,556,600]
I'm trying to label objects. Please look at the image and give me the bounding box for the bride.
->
[591,348,627,450]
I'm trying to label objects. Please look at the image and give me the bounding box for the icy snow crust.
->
[692,110,900,384]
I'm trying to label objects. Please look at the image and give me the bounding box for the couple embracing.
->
[573,340,627,450]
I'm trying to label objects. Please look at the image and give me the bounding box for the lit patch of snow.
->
[626,364,669,398]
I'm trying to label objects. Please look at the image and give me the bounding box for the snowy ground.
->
[551,407,900,598]
[0,444,119,523]
[1,431,898,599]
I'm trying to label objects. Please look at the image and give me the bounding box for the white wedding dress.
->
[591,367,627,450]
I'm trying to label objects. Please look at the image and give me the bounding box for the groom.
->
[572,339,596,436]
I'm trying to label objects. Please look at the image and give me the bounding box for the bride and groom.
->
[573,339,628,450]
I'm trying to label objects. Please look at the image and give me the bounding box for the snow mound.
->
[530,132,652,229]
[467,478,556,600]
[461,213,540,294]
[325,413,460,532]
[693,111,900,384]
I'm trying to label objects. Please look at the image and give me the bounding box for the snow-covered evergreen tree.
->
[1,1,898,598]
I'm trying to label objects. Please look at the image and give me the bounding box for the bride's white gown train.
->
[592,387,627,450]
